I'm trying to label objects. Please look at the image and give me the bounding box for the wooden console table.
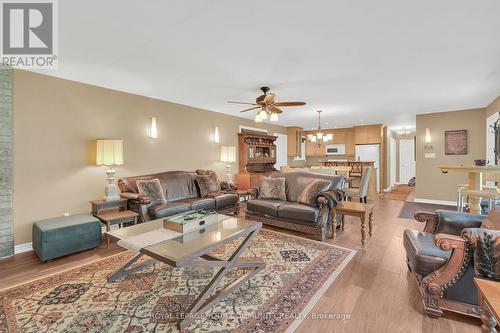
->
[474,278,500,333]
[332,201,374,246]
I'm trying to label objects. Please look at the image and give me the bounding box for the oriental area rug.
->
[0,230,355,333]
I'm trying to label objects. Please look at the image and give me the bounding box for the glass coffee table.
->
[106,212,264,330]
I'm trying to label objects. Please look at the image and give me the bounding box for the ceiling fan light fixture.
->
[255,113,263,123]
[270,113,278,122]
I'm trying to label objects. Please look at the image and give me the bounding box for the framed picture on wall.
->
[445,130,467,155]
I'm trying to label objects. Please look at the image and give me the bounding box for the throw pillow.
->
[462,228,500,281]
[196,169,222,192]
[136,179,167,204]
[196,175,221,197]
[297,179,332,206]
[481,207,500,230]
[260,177,286,201]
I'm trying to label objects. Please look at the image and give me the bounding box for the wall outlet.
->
[424,153,436,159]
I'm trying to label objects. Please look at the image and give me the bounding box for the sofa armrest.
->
[414,212,439,233]
[120,192,151,205]
[316,189,344,209]
[120,192,151,222]
[421,233,470,314]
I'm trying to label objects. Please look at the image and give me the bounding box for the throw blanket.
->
[316,189,345,209]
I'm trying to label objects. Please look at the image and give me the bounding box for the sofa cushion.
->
[136,179,167,204]
[211,193,238,210]
[148,202,191,220]
[247,199,286,217]
[277,203,320,223]
[403,229,451,276]
[260,177,286,200]
[178,197,216,211]
[270,172,344,202]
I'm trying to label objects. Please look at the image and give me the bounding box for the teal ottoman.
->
[32,214,102,262]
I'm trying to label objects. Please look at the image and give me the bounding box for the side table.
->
[91,199,139,247]
[332,201,374,246]
[474,278,500,333]
[234,189,253,202]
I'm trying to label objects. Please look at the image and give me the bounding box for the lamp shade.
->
[96,139,123,166]
[220,145,236,163]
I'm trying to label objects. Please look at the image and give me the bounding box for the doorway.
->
[399,139,415,184]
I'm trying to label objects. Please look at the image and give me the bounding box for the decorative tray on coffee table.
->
[163,210,225,233]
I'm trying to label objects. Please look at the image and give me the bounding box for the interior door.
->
[390,137,397,187]
[399,139,415,184]
[274,133,288,169]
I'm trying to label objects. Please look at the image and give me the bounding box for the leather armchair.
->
[403,209,490,319]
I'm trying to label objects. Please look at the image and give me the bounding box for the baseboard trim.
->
[15,242,33,254]
[414,198,456,206]
[383,186,393,192]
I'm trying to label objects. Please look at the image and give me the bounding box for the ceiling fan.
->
[227,86,306,122]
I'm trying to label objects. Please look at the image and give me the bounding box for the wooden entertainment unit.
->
[235,132,277,190]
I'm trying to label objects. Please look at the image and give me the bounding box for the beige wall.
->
[486,96,500,118]
[12,70,286,245]
[415,108,486,202]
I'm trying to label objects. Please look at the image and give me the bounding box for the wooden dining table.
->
[439,165,500,214]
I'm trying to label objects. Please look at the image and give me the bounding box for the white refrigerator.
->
[355,144,380,192]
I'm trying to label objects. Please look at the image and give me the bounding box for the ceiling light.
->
[258,108,268,120]
[307,110,332,147]
[270,113,278,121]
[255,113,263,123]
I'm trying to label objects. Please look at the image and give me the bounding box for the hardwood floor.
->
[0,190,480,332]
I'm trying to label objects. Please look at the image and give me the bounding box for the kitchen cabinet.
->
[287,126,303,157]
[354,125,384,144]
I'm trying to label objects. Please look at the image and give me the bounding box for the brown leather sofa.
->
[118,171,240,222]
[245,171,345,241]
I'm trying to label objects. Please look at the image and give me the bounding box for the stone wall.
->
[0,68,13,259]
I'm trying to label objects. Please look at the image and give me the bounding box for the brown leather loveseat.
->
[245,171,345,241]
[118,171,240,222]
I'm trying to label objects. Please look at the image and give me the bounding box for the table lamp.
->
[220,145,236,183]
[96,139,123,201]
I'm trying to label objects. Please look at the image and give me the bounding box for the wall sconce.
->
[149,117,158,138]
[424,128,433,150]
[214,126,220,143]
[425,128,432,143]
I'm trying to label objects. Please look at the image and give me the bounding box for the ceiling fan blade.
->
[273,102,306,107]
[227,101,259,105]
[239,106,261,113]
[268,105,284,114]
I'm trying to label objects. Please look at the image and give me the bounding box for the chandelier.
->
[307,110,333,147]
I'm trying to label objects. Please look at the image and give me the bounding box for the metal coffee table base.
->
[107,229,264,331]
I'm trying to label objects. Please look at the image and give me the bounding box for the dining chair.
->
[344,166,372,203]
